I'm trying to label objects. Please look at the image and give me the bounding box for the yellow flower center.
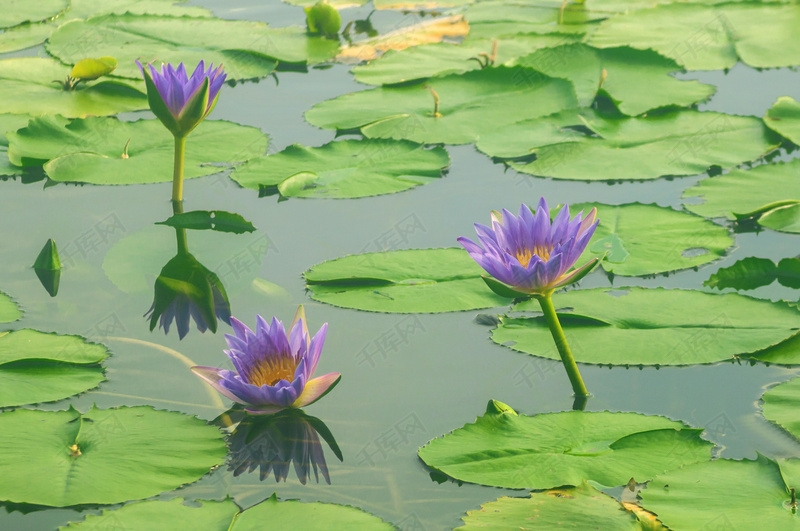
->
[247,356,298,387]
[515,245,552,267]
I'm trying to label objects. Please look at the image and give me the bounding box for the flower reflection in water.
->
[217,408,342,485]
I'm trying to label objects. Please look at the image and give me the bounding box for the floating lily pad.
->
[156,211,256,234]
[0,58,145,117]
[682,159,800,224]
[765,96,800,146]
[306,67,576,145]
[567,202,732,276]
[513,44,715,115]
[0,292,20,323]
[457,482,646,530]
[0,329,108,408]
[0,0,66,28]
[705,257,800,291]
[477,109,779,181]
[231,139,449,199]
[419,400,713,490]
[492,287,800,366]
[762,377,800,443]
[352,34,580,86]
[758,204,800,234]
[61,498,239,530]
[47,15,339,80]
[62,494,394,529]
[304,248,509,313]
[464,0,608,39]
[0,22,56,53]
[640,455,800,531]
[338,15,468,62]
[590,3,800,70]
[0,406,225,507]
[7,115,267,184]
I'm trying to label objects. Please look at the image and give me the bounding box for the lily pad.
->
[682,159,800,223]
[231,139,449,199]
[62,494,394,529]
[306,66,577,145]
[0,329,108,408]
[0,0,66,28]
[0,22,57,53]
[352,34,581,86]
[457,482,646,530]
[47,15,339,80]
[0,57,146,117]
[590,3,800,71]
[0,406,226,507]
[464,0,608,40]
[762,377,800,443]
[477,109,779,181]
[418,400,713,490]
[304,248,510,313]
[7,115,267,184]
[492,287,800,366]
[337,15,469,62]
[512,44,715,115]
[566,202,732,276]
[374,0,474,8]
[640,455,800,531]
[704,257,800,291]
[765,96,800,146]
[758,204,800,234]
[284,0,368,7]
[156,211,256,234]
[0,292,20,323]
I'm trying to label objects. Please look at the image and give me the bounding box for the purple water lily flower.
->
[458,198,599,297]
[136,60,226,137]
[192,306,341,415]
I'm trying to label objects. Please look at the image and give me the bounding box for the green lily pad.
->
[457,482,646,530]
[704,257,781,291]
[758,204,800,234]
[477,109,779,181]
[0,406,225,507]
[0,292,21,323]
[62,494,394,530]
[682,159,800,223]
[492,287,800,366]
[47,15,340,80]
[567,202,732,276]
[418,400,713,490]
[0,22,56,53]
[0,114,33,147]
[0,57,146,118]
[590,3,800,71]
[765,96,800,146]
[156,211,256,234]
[0,0,66,28]
[762,377,800,444]
[0,329,108,408]
[464,0,608,40]
[304,248,510,313]
[640,455,800,531]
[61,498,240,530]
[351,34,581,86]
[285,0,368,7]
[513,44,715,115]
[7,115,267,184]
[305,66,577,145]
[231,139,449,199]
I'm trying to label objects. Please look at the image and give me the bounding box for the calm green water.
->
[2,2,800,530]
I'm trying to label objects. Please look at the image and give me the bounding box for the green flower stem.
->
[537,294,590,398]
[172,134,187,203]
[171,199,188,255]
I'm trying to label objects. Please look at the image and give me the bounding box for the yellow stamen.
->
[515,245,552,267]
[247,356,298,387]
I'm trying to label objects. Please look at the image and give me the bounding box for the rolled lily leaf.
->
[70,57,117,81]
[33,238,61,270]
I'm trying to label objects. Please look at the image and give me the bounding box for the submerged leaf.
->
[156,211,257,234]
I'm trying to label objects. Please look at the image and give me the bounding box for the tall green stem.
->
[172,135,186,203]
[537,294,589,399]
[171,199,188,255]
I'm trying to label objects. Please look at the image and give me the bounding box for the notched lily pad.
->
[492,287,800,366]
[765,96,800,146]
[0,0,66,28]
[231,139,449,199]
[0,405,226,507]
[304,248,510,313]
[419,400,713,490]
[0,291,21,323]
[762,376,800,444]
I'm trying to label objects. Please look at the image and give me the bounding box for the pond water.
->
[2,1,800,530]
